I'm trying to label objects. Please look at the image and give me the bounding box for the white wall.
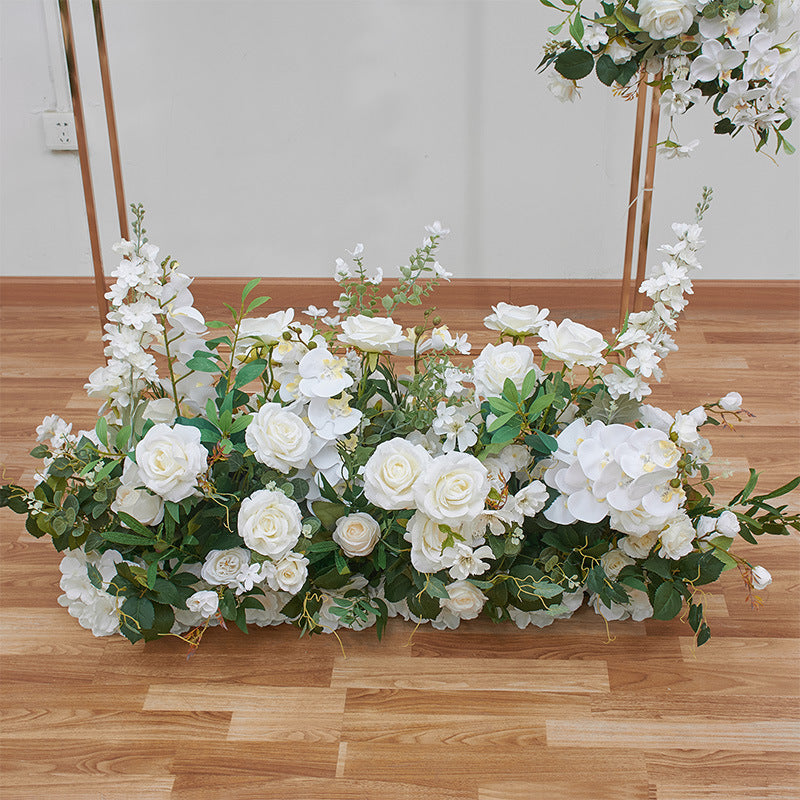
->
[1,0,798,281]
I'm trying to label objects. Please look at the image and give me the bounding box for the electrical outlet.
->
[42,111,78,150]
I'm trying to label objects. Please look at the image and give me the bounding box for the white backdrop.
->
[1,0,798,280]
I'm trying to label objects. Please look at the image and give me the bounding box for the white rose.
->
[601,548,636,580]
[111,484,165,527]
[751,565,772,591]
[338,315,405,352]
[537,319,607,369]
[638,0,694,40]
[472,342,536,399]
[515,481,549,516]
[201,548,250,587]
[404,511,453,573]
[238,489,302,559]
[135,423,208,503]
[440,579,487,621]
[237,309,294,349]
[143,397,178,425]
[186,590,219,617]
[715,510,740,536]
[363,438,432,510]
[719,392,743,412]
[266,552,309,594]
[245,403,312,473]
[658,515,696,559]
[333,512,381,557]
[414,452,490,524]
[483,302,549,336]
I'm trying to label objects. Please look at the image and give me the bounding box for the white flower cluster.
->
[544,0,799,153]
[57,548,123,636]
[605,221,705,401]
[85,235,213,418]
[542,418,695,559]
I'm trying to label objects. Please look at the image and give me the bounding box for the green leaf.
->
[146,559,158,590]
[100,529,154,546]
[554,49,595,80]
[311,501,347,530]
[752,476,800,502]
[424,576,450,600]
[547,21,565,35]
[117,511,156,539]
[87,562,103,590]
[502,378,520,405]
[228,414,253,434]
[234,359,268,389]
[527,392,556,423]
[488,412,516,433]
[246,296,270,314]
[95,417,108,447]
[185,356,220,373]
[241,277,261,301]
[614,6,642,31]
[595,54,620,86]
[521,369,538,400]
[652,582,683,620]
[568,14,584,45]
[115,426,131,452]
[643,556,673,580]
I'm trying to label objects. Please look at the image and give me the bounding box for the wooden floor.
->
[1,283,798,800]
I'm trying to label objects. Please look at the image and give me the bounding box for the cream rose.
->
[413,452,490,525]
[238,489,302,558]
[363,438,432,510]
[404,511,453,573]
[143,397,178,425]
[245,403,312,473]
[638,0,694,40]
[658,515,696,560]
[719,392,743,412]
[338,314,406,352]
[201,548,250,587]
[537,319,607,369]
[483,302,549,337]
[186,590,219,617]
[515,481,549,517]
[111,484,165,527]
[266,552,309,594]
[472,342,536,399]
[333,512,381,557]
[135,423,208,503]
[440,579,487,621]
[600,548,635,580]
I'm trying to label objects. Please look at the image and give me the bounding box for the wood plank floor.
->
[1,283,798,799]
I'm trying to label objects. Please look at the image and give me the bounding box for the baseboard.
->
[2,277,798,313]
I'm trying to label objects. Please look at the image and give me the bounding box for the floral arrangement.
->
[539,0,799,155]
[2,196,797,652]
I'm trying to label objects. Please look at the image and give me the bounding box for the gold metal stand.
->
[92,0,128,241]
[59,0,128,331]
[59,0,107,329]
[618,72,661,331]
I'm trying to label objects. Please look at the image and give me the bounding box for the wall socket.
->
[42,111,78,150]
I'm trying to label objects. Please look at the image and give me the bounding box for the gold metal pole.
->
[92,0,128,240]
[618,71,648,333]
[58,0,108,330]
[632,75,662,312]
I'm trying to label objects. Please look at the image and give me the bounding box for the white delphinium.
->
[607,216,706,401]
